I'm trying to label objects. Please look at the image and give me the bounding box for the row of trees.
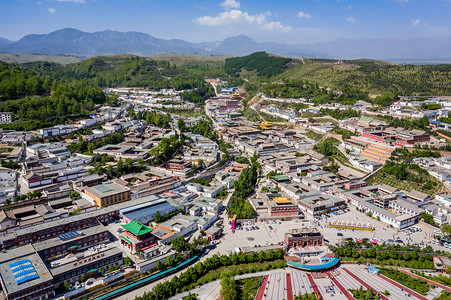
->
[335,243,435,269]
[5,191,43,205]
[227,153,260,219]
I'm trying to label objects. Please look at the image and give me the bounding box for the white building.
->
[0,112,11,123]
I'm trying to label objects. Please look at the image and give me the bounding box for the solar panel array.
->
[58,231,79,240]
[9,259,39,285]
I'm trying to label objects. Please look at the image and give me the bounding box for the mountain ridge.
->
[3,28,451,61]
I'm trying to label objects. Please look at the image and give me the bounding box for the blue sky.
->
[1,0,450,43]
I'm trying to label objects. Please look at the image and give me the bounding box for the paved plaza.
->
[206,205,448,261]
[170,264,442,300]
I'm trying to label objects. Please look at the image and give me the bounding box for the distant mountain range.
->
[2,28,451,61]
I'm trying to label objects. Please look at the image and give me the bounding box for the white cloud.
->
[262,21,291,33]
[195,9,291,32]
[297,11,311,19]
[345,4,352,10]
[410,19,420,26]
[221,0,240,9]
[346,15,356,23]
[48,8,56,14]
[57,0,87,3]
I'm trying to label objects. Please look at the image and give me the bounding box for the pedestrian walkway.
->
[291,270,314,296]
[255,275,269,300]
[342,268,389,300]
[327,271,354,300]
[286,273,293,300]
[306,273,323,300]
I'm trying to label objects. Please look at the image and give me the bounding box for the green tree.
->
[441,224,451,236]
[87,143,95,153]
[125,158,134,170]
[156,260,163,270]
[137,158,145,169]
[154,210,161,223]
[220,274,238,300]
[81,275,87,282]
[165,255,174,267]
[177,118,187,132]
[124,257,132,266]
[64,280,71,291]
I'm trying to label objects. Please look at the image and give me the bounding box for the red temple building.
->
[119,220,155,252]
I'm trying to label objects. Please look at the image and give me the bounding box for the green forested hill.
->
[0,55,228,130]
[23,55,227,89]
[277,58,451,96]
[224,52,292,77]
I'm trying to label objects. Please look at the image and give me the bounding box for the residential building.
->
[83,181,131,208]
[0,244,54,300]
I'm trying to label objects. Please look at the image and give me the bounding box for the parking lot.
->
[207,218,307,257]
[207,205,450,259]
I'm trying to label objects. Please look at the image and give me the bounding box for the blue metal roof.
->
[9,259,39,285]
[122,201,175,221]
[58,231,79,240]
[287,257,339,270]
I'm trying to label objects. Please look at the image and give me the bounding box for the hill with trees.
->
[277,58,451,96]
[224,52,292,77]
[0,55,231,130]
